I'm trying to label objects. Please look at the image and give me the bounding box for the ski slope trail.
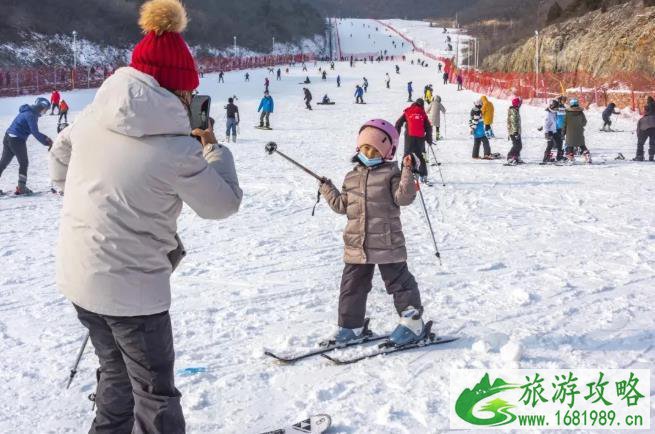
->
[0,18,654,433]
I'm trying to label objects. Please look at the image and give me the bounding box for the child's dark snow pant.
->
[0,134,28,187]
[404,136,428,177]
[472,136,491,158]
[507,134,522,160]
[259,112,271,127]
[305,99,312,110]
[544,132,564,161]
[58,111,68,124]
[338,262,422,329]
[636,128,655,160]
[74,304,185,434]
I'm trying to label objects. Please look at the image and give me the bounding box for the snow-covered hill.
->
[0,19,653,433]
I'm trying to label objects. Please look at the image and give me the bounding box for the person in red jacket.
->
[395,98,433,184]
[50,89,61,115]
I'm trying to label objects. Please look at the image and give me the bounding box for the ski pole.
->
[427,141,446,187]
[265,142,323,181]
[66,331,90,389]
[414,175,442,265]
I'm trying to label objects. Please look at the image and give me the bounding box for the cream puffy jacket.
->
[49,67,242,316]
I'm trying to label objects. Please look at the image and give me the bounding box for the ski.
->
[260,414,331,434]
[321,322,459,365]
[255,126,273,130]
[264,318,388,364]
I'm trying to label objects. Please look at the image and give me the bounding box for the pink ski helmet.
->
[357,119,400,160]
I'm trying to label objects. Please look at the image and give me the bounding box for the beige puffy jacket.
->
[320,162,416,264]
[427,96,446,128]
[49,67,243,316]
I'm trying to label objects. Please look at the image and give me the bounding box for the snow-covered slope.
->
[0,18,653,434]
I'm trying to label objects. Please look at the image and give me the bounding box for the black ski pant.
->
[58,111,68,124]
[74,304,185,434]
[386,81,390,89]
[507,134,522,160]
[544,131,564,161]
[259,111,271,127]
[339,262,422,328]
[356,96,364,104]
[472,136,491,158]
[407,91,412,101]
[305,99,312,110]
[50,103,60,115]
[636,128,655,159]
[404,136,428,177]
[0,134,28,186]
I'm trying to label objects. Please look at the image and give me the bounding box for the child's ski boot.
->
[15,185,34,196]
[320,318,372,347]
[388,307,426,347]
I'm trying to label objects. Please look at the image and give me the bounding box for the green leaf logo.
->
[455,373,520,426]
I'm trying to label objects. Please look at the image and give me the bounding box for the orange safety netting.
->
[0,53,315,97]
[377,20,655,114]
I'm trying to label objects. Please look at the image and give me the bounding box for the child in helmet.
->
[543,99,565,162]
[601,102,620,132]
[563,98,591,162]
[470,100,492,159]
[319,119,426,347]
[506,97,523,164]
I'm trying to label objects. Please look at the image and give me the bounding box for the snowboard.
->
[260,414,331,434]
[316,102,336,105]
[255,126,273,130]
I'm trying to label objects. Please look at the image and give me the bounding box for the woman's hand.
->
[191,128,218,147]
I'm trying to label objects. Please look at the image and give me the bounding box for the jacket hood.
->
[89,67,191,138]
[20,104,35,114]
[567,107,584,113]
[481,96,488,103]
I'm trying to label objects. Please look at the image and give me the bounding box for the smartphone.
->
[190,95,211,130]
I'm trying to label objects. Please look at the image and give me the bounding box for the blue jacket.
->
[407,83,413,92]
[258,96,274,113]
[354,87,364,97]
[556,107,566,130]
[470,109,486,138]
[6,105,49,145]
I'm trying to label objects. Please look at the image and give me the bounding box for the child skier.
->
[385,73,391,89]
[601,102,620,131]
[303,87,313,110]
[337,75,341,87]
[58,99,69,124]
[363,77,369,92]
[481,96,495,138]
[506,97,523,165]
[257,91,274,129]
[354,85,365,104]
[225,97,239,142]
[470,100,492,159]
[543,99,564,163]
[407,81,413,102]
[563,99,591,163]
[319,119,427,346]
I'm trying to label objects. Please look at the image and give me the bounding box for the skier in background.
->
[318,119,428,347]
[634,102,655,161]
[276,68,281,80]
[470,99,492,159]
[601,102,620,132]
[245,72,250,82]
[225,97,239,143]
[395,98,432,184]
[442,71,449,85]
[543,99,564,163]
[264,77,270,92]
[257,90,274,129]
[303,87,313,110]
[50,89,60,115]
[337,75,341,87]
[456,73,463,91]
[506,97,523,165]
[363,77,369,92]
[427,95,446,141]
[218,71,224,83]
[58,99,69,124]
[407,81,413,102]
[481,96,495,138]
[0,97,52,195]
[354,85,365,104]
[385,73,391,89]
[563,98,591,163]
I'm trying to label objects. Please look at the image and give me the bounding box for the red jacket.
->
[51,91,60,105]
[396,103,430,138]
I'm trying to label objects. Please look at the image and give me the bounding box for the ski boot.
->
[633,155,644,162]
[320,318,372,348]
[225,136,230,143]
[388,307,427,347]
[232,135,237,143]
[15,185,34,196]
[582,150,592,164]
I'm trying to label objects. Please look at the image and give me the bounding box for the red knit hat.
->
[130,0,199,91]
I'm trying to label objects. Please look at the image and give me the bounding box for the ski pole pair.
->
[266,142,442,264]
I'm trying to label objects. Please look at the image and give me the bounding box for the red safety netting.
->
[0,53,315,98]
[377,20,655,114]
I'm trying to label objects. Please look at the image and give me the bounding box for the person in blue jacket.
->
[469,99,492,159]
[257,90,274,128]
[407,81,413,102]
[354,85,365,104]
[1,97,52,195]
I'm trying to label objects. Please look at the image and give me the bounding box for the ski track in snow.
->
[0,18,654,434]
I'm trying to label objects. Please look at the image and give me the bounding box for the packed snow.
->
[0,18,654,434]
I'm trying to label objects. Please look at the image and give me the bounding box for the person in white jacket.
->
[427,95,447,140]
[543,99,565,163]
[49,1,242,432]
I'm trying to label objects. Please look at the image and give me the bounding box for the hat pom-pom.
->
[138,0,188,35]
